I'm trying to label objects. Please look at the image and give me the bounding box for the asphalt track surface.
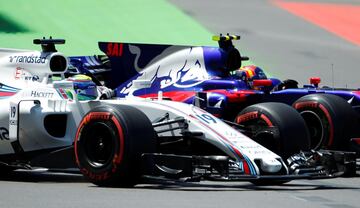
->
[170,0,360,88]
[1,1,360,208]
[0,170,359,208]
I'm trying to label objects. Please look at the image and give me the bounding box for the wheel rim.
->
[300,110,324,149]
[83,122,116,168]
[241,119,279,153]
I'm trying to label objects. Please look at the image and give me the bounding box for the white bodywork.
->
[0,46,286,176]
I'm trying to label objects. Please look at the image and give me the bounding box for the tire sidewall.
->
[74,105,155,186]
[293,94,357,150]
[75,107,128,185]
[235,102,310,158]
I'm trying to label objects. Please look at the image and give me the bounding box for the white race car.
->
[0,38,354,186]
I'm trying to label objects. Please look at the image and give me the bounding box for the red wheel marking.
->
[294,101,318,109]
[236,111,273,127]
[318,104,334,147]
[294,101,334,147]
[260,114,273,127]
[74,111,125,175]
[235,111,259,123]
[110,116,124,165]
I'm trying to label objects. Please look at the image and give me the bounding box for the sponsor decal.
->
[10,106,16,118]
[32,75,40,82]
[81,112,112,125]
[14,67,39,81]
[80,168,110,181]
[106,43,123,56]
[15,67,23,80]
[294,101,318,109]
[0,127,9,140]
[236,111,258,123]
[9,54,47,64]
[23,76,37,81]
[30,91,54,98]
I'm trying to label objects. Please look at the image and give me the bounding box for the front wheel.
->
[235,102,310,159]
[74,105,156,187]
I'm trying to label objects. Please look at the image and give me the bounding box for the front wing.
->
[141,150,356,183]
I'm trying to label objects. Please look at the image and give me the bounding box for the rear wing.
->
[97,42,190,89]
[68,34,249,91]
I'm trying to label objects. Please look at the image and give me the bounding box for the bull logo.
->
[120,45,207,95]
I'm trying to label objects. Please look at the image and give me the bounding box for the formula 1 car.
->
[68,34,360,156]
[0,38,355,187]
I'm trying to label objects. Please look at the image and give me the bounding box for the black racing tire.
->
[293,94,358,151]
[0,163,16,177]
[235,102,310,159]
[74,105,156,187]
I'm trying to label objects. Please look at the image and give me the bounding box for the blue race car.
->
[69,35,360,155]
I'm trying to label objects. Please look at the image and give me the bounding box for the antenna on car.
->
[212,33,249,70]
[331,63,334,89]
[33,36,65,52]
[212,33,240,50]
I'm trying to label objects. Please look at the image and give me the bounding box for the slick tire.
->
[293,94,358,150]
[74,105,156,187]
[235,102,310,159]
[0,163,16,177]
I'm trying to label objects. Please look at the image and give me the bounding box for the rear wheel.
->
[293,94,358,150]
[74,105,155,187]
[235,102,310,159]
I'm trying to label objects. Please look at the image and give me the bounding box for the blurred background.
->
[1,0,359,88]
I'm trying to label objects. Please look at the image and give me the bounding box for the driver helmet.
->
[235,65,267,81]
[67,74,98,100]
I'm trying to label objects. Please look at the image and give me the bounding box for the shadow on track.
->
[0,169,86,183]
[1,169,359,192]
[133,176,360,192]
[135,182,360,192]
